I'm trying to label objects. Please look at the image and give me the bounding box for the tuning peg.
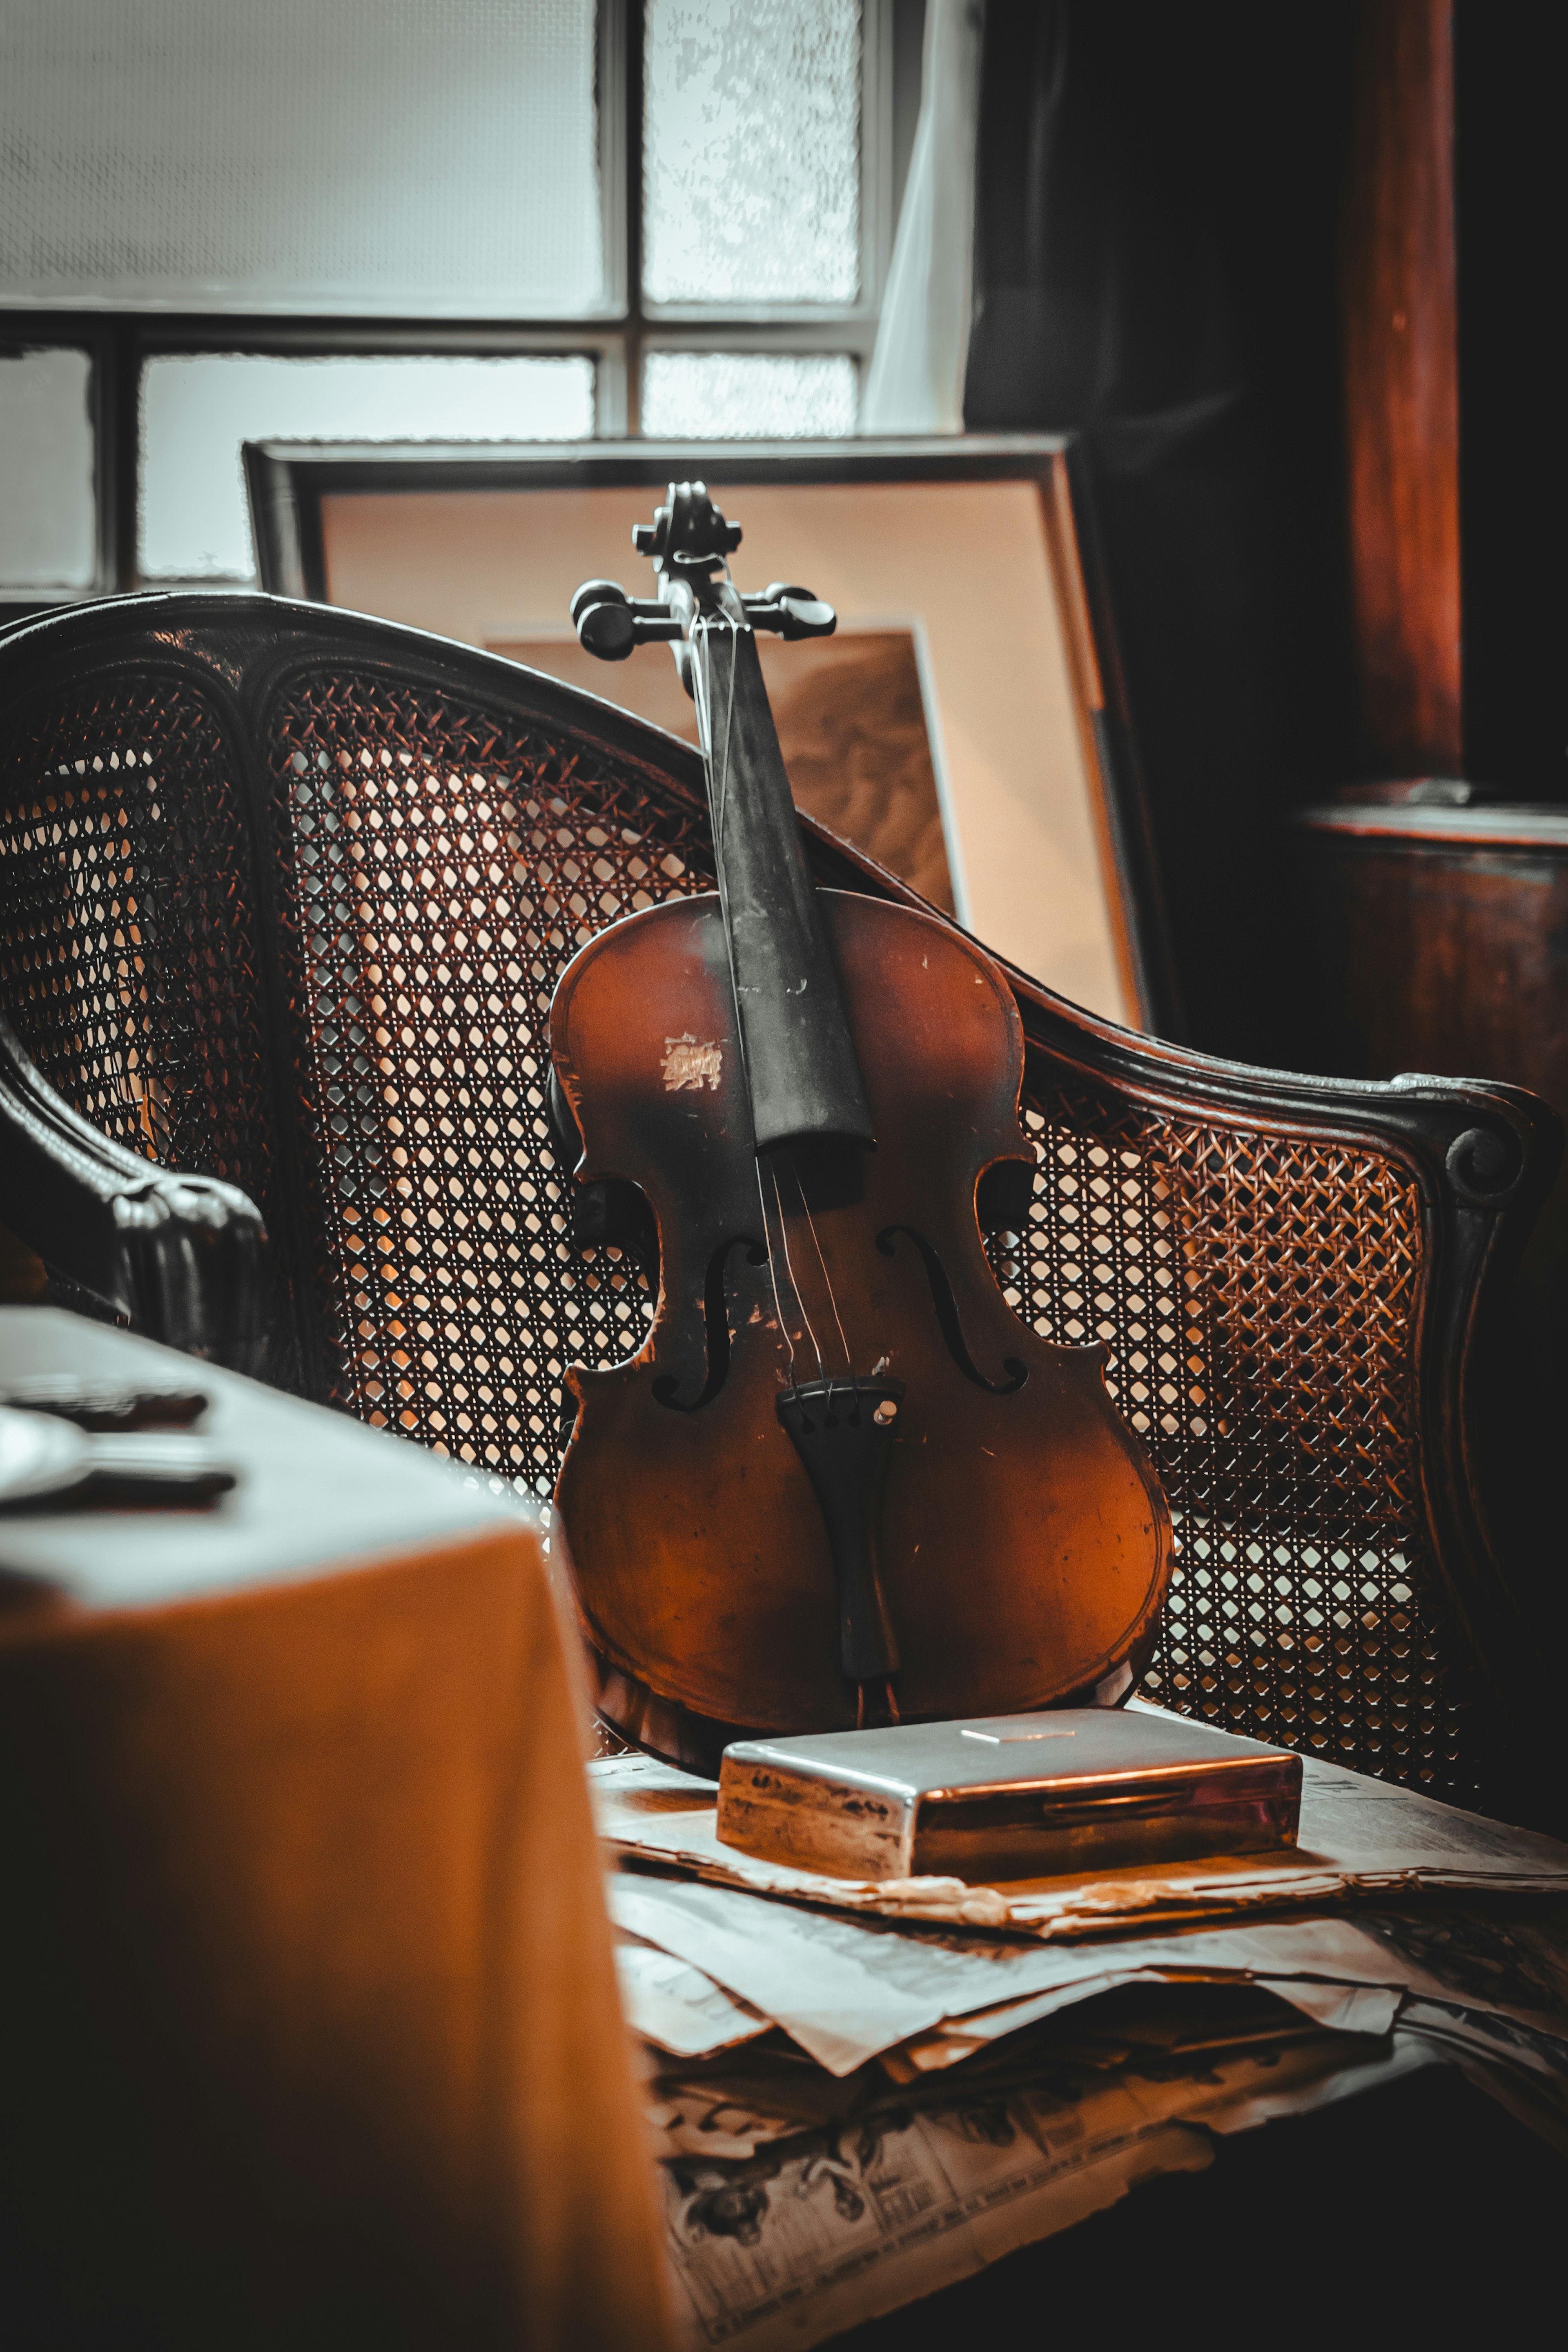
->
[570,579,628,629]
[570,580,636,660]
[570,578,684,661]
[743,583,837,641]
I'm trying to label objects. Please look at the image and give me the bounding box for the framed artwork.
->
[245,435,1177,1034]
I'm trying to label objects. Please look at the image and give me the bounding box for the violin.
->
[550,484,1171,1766]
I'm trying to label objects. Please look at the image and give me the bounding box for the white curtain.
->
[860,0,986,434]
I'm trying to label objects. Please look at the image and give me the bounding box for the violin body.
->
[552,885,1172,1734]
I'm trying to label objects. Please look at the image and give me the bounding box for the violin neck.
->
[692,615,872,1156]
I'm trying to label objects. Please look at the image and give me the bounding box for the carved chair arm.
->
[0,1018,267,1375]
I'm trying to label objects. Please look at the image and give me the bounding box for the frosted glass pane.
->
[0,0,602,317]
[645,0,860,304]
[641,352,857,437]
[141,353,595,582]
[0,347,95,591]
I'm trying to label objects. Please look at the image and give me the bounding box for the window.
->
[0,0,916,604]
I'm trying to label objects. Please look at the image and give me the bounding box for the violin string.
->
[689,640,707,753]
[697,607,804,1384]
[705,554,897,1710]
[692,626,717,840]
[793,1160,854,1382]
[704,613,784,1348]
[770,1156,825,1386]
[754,1166,797,1379]
[694,624,718,849]
[700,598,851,1398]
[724,589,852,1387]
[858,1679,899,1727]
[717,614,739,856]
[698,610,740,869]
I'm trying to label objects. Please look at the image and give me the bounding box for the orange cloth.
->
[0,1329,671,2349]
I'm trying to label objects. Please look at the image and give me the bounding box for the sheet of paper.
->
[615,1875,1495,2075]
[1394,2003,1568,2155]
[603,1775,1568,2087]
[613,1869,1541,2073]
[615,1935,772,2060]
[612,1878,962,2073]
[590,1752,1568,1940]
[888,1981,1403,2071]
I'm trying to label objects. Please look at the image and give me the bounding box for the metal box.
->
[717,1709,1302,1883]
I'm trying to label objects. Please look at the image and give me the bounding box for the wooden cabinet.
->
[1292,802,1568,1110]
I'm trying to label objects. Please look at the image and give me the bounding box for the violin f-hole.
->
[651,1235,764,1412]
[877,1225,1028,1395]
[976,1153,1036,1238]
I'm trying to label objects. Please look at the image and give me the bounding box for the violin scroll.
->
[633,483,741,568]
[571,484,838,666]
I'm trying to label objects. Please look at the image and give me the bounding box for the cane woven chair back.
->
[0,596,1550,1811]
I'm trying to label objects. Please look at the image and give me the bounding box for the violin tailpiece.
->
[775,1377,905,1688]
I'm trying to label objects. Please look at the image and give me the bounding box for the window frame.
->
[0,0,909,617]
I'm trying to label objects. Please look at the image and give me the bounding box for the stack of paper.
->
[593,1750,1568,2350]
[596,1750,1568,1933]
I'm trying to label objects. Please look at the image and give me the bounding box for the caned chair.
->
[0,593,1556,1821]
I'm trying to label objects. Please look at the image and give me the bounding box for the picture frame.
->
[244,434,1178,1034]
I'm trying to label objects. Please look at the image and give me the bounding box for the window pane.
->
[641,352,857,437]
[0,347,95,591]
[140,354,595,582]
[0,0,602,318]
[644,0,860,305]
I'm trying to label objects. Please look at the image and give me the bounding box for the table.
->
[0,1308,672,2352]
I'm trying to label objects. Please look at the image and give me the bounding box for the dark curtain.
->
[964,2,1360,1061]
[1454,9,1564,801]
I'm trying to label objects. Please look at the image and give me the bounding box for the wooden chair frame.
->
[0,593,1555,1815]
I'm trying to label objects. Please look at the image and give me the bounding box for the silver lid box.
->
[717,1709,1302,1883]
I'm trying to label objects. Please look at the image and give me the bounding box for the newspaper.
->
[593,1716,1568,2340]
[609,1776,1568,2349]
[649,1909,1568,2347]
[646,2044,881,2162]
[659,1997,1432,2349]
[591,1752,1568,1938]
[644,1982,1394,2153]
